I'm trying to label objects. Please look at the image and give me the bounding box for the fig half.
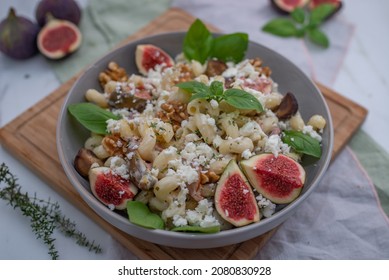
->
[37,18,82,59]
[89,167,138,210]
[135,44,174,75]
[241,154,306,204]
[215,160,260,227]
[271,0,310,14]
[0,8,39,60]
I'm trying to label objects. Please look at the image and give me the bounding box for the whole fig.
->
[0,8,40,60]
[36,0,82,26]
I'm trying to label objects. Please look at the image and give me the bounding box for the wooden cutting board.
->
[0,8,367,259]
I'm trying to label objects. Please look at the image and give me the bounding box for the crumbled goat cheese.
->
[172,214,188,227]
[106,119,120,134]
[241,149,253,160]
[264,134,290,157]
[256,194,276,218]
[107,204,115,211]
[302,125,322,142]
[184,199,219,227]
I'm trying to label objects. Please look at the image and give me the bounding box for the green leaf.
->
[224,89,264,112]
[176,81,211,101]
[291,8,305,24]
[171,225,220,233]
[262,18,298,37]
[68,103,120,135]
[210,33,249,63]
[209,81,224,97]
[282,130,322,158]
[307,28,329,48]
[127,201,164,230]
[183,19,213,64]
[309,3,336,25]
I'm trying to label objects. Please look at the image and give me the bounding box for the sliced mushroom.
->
[127,151,157,190]
[205,59,227,77]
[74,148,103,177]
[108,85,152,111]
[276,92,299,120]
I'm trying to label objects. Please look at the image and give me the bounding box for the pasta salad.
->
[68,22,326,233]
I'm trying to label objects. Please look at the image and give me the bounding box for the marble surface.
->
[0,0,388,259]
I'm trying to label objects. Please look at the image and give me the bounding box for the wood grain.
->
[0,8,367,260]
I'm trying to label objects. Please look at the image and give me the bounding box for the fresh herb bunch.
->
[183,19,249,63]
[0,163,102,259]
[262,4,337,48]
[177,80,264,112]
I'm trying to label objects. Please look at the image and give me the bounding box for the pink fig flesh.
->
[135,44,174,75]
[37,19,82,59]
[271,0,310,13]
[89,167,138,210]
[241,154,305,204]
[215,160,260,227]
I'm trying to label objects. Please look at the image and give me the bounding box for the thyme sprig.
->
[0,163,102,259]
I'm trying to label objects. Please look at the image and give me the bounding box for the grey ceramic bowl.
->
[57,32,333,248]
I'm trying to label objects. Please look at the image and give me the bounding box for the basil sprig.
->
[127,201,164,230]
[183,19,248,63]
[262,4,336,48]
[68,103,120,135]
[282,130,322,158]
[171,225,220,233]
[177,80,263,112]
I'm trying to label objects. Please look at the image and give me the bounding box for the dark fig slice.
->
[89,167,138,210]
[74,148,103,177]
[241,154,306,204]
[215,160,260,227]
[271,0,310,14]
[276,92,299,119]
[0,8,39,60]
[108,83,152,111]
[135,44,174,75]
[243,77,272,94]
[205,59,227,77]
[127,152,157,191]
[35,0,82,26]
[37,18,82,60]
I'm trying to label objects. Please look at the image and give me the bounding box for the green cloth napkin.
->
[49,0,389,218]
[50,0,172,83]
[349,130,389,216]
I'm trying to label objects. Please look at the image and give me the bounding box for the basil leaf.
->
[209,81,224,97]
[171,225,220,233]
[127,201,164,230]
[282,130,322,158]
[210,33,248,63]
[183,19,213,64]
[262,18,298,37]
[176,81,211,101]
[291,8,305,24]
[307,28,329,48]
[68,103,120,135]
[309,4,336,25]
[224,89,263,112]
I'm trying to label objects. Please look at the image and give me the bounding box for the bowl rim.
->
[56,31,334,246]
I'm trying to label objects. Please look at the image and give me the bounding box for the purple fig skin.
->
[35,0,82,26]
[0,8,40,60]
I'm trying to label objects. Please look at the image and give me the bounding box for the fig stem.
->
[8,7,17,19]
